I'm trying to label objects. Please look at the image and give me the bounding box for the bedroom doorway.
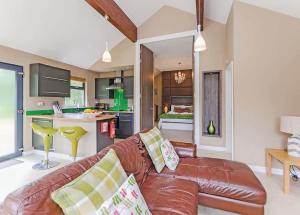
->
[138,34,195,143]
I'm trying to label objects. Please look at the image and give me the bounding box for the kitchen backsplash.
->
[97,98,134,110]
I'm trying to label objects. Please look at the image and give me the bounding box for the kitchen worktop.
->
[27,113,116,122]
[102,110,134,114]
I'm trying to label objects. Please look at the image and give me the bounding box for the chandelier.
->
[174,62,186,84]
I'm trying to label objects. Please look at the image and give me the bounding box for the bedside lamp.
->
[280,116,300,157]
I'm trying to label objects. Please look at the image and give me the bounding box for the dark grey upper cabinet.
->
[96,76,133,99]
[95,78,109,99]
[30,63,70,97]
[123,76,134,98]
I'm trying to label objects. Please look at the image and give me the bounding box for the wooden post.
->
[283,163,290,193]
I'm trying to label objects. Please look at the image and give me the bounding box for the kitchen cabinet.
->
[30,63,70,97]
[96,77,133,99]
[123,76,134,98]
[116,113,134,139]
[32,118,53,150]
[95,78,109,99]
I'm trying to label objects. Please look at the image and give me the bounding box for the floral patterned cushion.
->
[160,139,179,171]
[98,174,151,215]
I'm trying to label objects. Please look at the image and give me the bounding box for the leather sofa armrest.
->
[170,141,197,158]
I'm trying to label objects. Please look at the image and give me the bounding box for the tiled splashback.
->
[97,98,134,110]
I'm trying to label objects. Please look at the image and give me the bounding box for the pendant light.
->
[102,15,112,63]
[174,62,186,84]
[194,24,206,52]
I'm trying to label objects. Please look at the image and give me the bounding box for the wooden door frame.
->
[134,30,201,146]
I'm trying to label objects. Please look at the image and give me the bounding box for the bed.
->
[158,96,194,131]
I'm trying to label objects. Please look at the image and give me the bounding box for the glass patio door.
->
[0,62,23,162]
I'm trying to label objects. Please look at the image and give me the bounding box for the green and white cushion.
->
[139,127,165,173]
[98,174,151,215]
[51,149,127,215]
[160,139,179,171]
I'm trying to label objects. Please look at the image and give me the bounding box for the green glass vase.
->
[207,120,216,135]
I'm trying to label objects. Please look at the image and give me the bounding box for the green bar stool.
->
[31,123,59,170]
[59,127,87,161]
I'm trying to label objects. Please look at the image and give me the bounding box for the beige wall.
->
[137,6,228,146]
[138,6,196,39]
[233,2,300,166]
[200,19,228,147]
[226,7,234,62]
[90,38,135,72]
[0,44,98,151]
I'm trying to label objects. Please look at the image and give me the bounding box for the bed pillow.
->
[174,107,193,113]
[51,149,127,215]
[139,127,165,173]
[98,174,151,215]
[160,139,179,171]
[172,105,193,112]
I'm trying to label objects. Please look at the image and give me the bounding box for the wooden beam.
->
[196,0,204,31]
[86,0,137,42]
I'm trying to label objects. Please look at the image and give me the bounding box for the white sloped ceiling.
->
[0,0,234,69]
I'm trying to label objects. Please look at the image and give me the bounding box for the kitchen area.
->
[95,68,134,140]
[26,63,134,160]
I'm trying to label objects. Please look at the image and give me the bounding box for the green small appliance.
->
[110,89,128,111]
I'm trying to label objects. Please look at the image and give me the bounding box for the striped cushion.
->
[51,149,127,215]
[98,174,151,215]
[139,127,165,173]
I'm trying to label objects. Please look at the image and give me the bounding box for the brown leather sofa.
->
[0,133,266,215]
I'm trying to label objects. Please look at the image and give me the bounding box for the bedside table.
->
[266,148,300,193]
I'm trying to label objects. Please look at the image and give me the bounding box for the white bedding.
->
[158,111,193,131]
[167,111,193,115]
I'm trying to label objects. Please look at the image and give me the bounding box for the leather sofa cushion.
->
[141,175,198,215]
[100,139,148,184]
[149,157,266,205]
[2,140,147,215]
[2,153,106,215]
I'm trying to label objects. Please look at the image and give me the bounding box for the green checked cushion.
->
[51,149,127,215]
[98,174,151,215]
[160,139,179,171]
[139,127,165,173]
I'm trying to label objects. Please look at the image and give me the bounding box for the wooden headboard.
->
[162,70,193,108]
[171,96,193,106]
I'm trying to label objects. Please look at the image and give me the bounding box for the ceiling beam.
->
[86,0,137,42]
[196,0,204,31]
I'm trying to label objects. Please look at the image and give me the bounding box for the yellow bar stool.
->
[59,127,87,161]
[31,123,59,170]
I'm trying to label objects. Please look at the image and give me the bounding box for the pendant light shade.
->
[102,15,112,63]
[102,41,112,63]
[194,25,206,52]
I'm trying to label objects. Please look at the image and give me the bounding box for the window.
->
[65,79,86,107]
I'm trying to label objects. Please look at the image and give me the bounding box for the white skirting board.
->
[248,165,283,176]
[23,151,299,177]
[160,123,193,131]
[22,150,85,161]
[249,164,300,178]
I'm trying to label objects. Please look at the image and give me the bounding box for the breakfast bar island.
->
[27,113,116,159]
